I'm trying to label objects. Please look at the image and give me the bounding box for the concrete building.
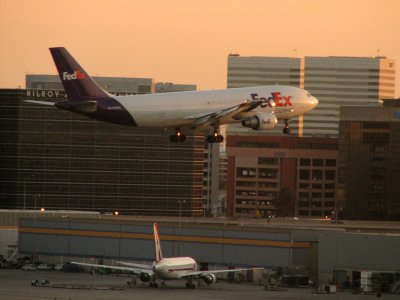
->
[12,214,400,287]
[26,74,153,94]
[155,82,197,93]
[0,89,204,216]
[303,56,396,137]
[226,135,338,218]
[338,105,400,220]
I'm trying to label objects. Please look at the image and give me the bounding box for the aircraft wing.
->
[70,261,154,275]
[116,260,153,270]
[189,100,261,129]
[181,267,264,278]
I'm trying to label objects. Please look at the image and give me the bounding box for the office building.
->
[338,105,400,220]
[226,135,338,218]
[0,88,204,216]
[303,56,396,137]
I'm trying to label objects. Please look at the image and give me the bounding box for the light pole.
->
[178,200,186,256]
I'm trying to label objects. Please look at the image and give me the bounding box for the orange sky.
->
[1,0,399,95]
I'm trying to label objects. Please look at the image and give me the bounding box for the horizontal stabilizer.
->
[55,100,97,113]
[24,100,56,106]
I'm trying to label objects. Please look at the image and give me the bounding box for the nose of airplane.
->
[310,96,319,108]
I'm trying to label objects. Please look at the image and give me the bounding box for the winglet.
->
[153,223,163,262]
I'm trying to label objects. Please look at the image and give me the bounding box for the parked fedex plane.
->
[26,47,318,142]
[72,223,263,288]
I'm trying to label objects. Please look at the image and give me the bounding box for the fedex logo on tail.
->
[62,70,85,80]
[251,92,292,108]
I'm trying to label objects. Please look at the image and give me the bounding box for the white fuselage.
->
[116,85,318,128]
[153,257,197,280]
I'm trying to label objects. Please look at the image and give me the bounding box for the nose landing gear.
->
[283,119,291,134]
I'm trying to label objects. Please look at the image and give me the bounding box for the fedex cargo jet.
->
[27,48,318,142]
[72,223,263,288]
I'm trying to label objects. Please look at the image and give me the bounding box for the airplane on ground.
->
[72,223,263,288]
[26,47,318,143]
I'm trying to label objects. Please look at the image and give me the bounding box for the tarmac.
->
[0,269,399,300]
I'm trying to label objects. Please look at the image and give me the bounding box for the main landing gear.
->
[283,119,291,134]
[169,128,224,144]
[169,128,186,143]
[206,130,224,144]
[149,275,158,288]
[186,278,196,289]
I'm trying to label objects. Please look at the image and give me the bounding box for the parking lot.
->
[1,269,400,300]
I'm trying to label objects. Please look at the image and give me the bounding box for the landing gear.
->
[149,282,158,288]
[283,119,291,134]
[186,278,196,289]
[206,130,224,143]
[149,275,158,288]
[169,128,186,143]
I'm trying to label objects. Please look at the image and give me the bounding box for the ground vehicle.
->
[22,264,37,271]
[37,263,52,271]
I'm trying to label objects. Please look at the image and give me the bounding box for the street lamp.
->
[178,200,186,256]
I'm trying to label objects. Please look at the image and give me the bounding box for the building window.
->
[326,159,336,167]
[299,169,310,180]
[236,181,256,187]
[312,192,322,199]
[312,170,323,180]
[326,184,336,190]
[299,183,310,189]
[258,168,279,179]
[312,159,323,166]
[325,170,336,180]
[325,192,335,198]
[299,192,309,198]
[300,158,311,166]
[236,168,256,178]
[312,183,322,189]
[258,157,279,165]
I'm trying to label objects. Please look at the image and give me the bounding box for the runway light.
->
[114,211,119,216]
[40,208,45,212]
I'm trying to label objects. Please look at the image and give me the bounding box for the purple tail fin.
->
[50,47,109,101]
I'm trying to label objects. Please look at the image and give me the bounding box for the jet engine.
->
[200,273,217,285]
[139,273,151,282]
[241,112,278,130]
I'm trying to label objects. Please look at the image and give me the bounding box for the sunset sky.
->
[1,0,399,95]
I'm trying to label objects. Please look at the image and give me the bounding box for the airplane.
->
[25,47,318,143]
[71,223,263,288]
